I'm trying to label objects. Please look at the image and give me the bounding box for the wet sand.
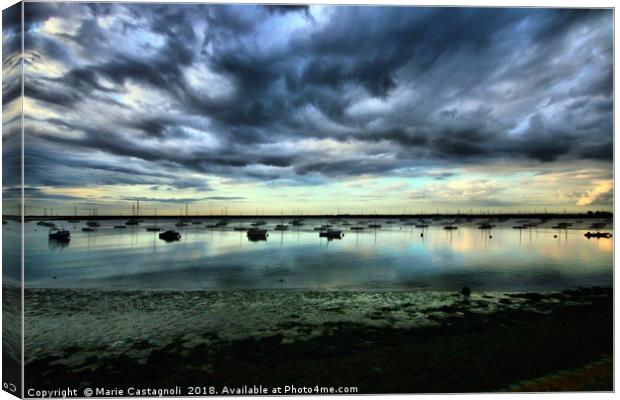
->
[24,287,612,394]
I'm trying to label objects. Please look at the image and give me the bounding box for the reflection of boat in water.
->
[87,221,101,227]
[82,227,96,232]
[48,238,70,249]
[319,229,343,239]
[247,228,268,241]
[584,231,612,239]
[159,230,181,241]
[551,224,569,229]
[48,228,71,241]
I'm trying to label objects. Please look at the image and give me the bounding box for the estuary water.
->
[7,217,613,291]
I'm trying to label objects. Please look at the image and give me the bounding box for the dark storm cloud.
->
[22,4,613,186]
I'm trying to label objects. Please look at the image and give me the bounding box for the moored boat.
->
[584,231,612,239]
[49,228,71,241]
[159,230,181,241]
[247,227,268,241]
[319,229,343,239]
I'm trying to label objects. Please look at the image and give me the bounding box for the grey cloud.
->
[19,4,613,188]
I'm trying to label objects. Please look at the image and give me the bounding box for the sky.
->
[2,3,614,216]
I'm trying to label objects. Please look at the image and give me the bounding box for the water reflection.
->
[48,239,70,250]
[9,218,613,292]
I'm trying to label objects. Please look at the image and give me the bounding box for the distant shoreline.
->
[6,211,614,221]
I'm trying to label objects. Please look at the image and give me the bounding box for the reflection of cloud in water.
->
[20,220,613,292]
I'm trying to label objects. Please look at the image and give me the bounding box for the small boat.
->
[125,219,140,226]
[49,228,71,241]
[350,226,365,231]
[113,225,127,229]
[175,222,189,227]
[215,220,228,227]
[191,221,202,225]
[319,229,343,239]
[247,228,268,241]
[512,225,526,229]
[146,227,162,232]
[87,221,101,227]
[82,227,96,232]
[584,231,612,239]
[233,227,248,231]
[39,221,56,227]
[289,219,304,226]
[551,225,568,229]
[274,224,289,231]
[159,230,181,241]
[2,220,6,225]
[251,220,267,226]
[478,222,495,229]
[415,224,429,228]
[368,224,382,229]
[589,222,607,229]
[443,225,458,230]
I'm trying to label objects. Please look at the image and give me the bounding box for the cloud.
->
[17,4,613,205]
[576,180,613,206]
[3,186,86,201]
[120,195,245,204]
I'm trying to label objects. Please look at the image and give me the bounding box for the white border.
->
[0,1,616,400]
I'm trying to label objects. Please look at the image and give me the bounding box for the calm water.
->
[7,218,613,291]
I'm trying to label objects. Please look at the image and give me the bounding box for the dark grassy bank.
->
[26,287,612,395]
